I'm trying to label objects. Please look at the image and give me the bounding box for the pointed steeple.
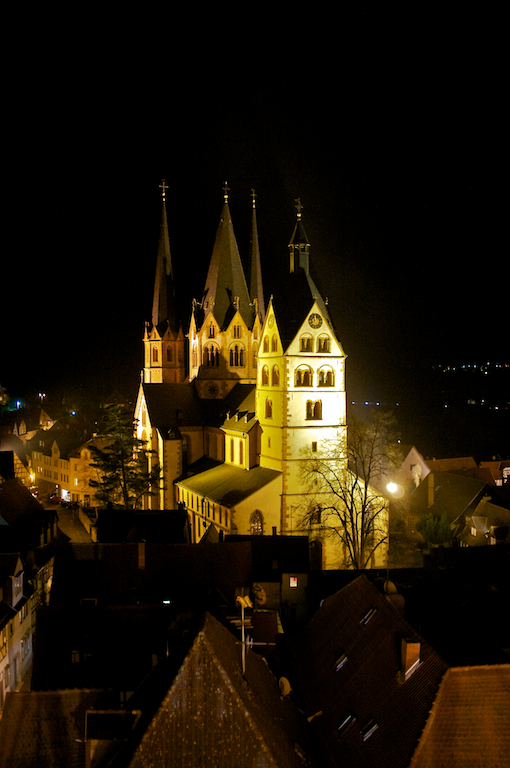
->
[201,182,251,329]
[288,197,311,274]
[249,189,265,324]
[152,180,178,332]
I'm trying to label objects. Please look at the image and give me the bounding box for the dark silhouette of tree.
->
[89,404,161,509]
[299,410,401,569]
[416,512,451,546]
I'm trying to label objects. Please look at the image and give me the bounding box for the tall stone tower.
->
[143,180,186,384]
[256,201,347,564]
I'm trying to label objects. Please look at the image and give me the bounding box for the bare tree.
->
[299,410,401,569]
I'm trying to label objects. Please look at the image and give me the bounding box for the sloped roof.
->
[0,478,44,523]
[201,201,252,330]
[177,463,281,508]
[128,612,313,768]
[408,472,489,524]
[142,382,257,434]
[0,689,112,768]
[425,456,477,473]
[288,575,448,768]
[409,665,510,768]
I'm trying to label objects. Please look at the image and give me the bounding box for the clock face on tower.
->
[207,383,219,398]
[308,313,323,329]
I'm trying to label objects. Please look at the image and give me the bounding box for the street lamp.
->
[236,594,253,674]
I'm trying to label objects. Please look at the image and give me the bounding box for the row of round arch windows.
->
[262,334,331,353]
[261,365,335,387]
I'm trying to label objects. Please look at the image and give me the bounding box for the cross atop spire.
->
[223,181,230,203]
[159,179,169,201]
[295,197,303,219]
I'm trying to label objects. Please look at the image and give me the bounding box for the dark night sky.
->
[1,11,506,420]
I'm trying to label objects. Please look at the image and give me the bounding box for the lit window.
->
[250,510,263,535]
[289,576,298,588]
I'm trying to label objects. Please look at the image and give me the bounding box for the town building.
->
[135,184,388,569]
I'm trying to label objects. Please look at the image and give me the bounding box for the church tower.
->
[189,184,263,398]
[143,181,185,383]
[256,200,347,566]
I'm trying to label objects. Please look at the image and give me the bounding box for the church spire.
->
[249,189,265,324]
[201,182,251,330]
[152,179,178,332]
[288,197,311,274]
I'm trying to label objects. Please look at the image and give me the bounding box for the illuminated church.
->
[135,183,385,569]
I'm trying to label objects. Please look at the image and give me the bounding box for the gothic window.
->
[263,336,269,353]
[252,343,258,368]
[306,400,322,420]
[152,346,159,362]
[271,335,278,352]
[166,346,173,362]
[208,324,216,338]
[318,367,334,386]
[262,365,269,385]
[233,324,242,339]
[229,344,245,367]
[265,398,273,419]
[250,510,264,535]
[317,335,331,353]
[300,335,313,352]
[204,344,219,367]
[272,365,280,386]
[295,366,313,386]
[192,344,198,368]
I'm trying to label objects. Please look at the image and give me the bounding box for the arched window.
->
[263,336,269,353]
[300,335,313,352]
[261,365,269,386]
[252,343,258,368]
[152,346,158,362]
[272,365,279,386]
[318,367,334,386]
[306,400,322,420]
[271,335,278,352]
[317,335,331,353]
[208,324,216,338]
[166,346,173,362]
[204,344,219,367]
[265,399,273,419]
[295,366,313,386]
[250,510,264,535]
[229,344,245,367]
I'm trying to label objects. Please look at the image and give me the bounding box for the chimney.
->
[401,638,421,680]
[427,473,435,508]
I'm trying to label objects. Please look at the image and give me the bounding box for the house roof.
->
[142,381,257,434]
[128,612,314,767]
[288,575,448,768]
[0,689,113,768]
[425,456,477,473]
[407,472,489,524]
[176,463,281,508]
[409,665,510,768]
[0,478,44,523]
